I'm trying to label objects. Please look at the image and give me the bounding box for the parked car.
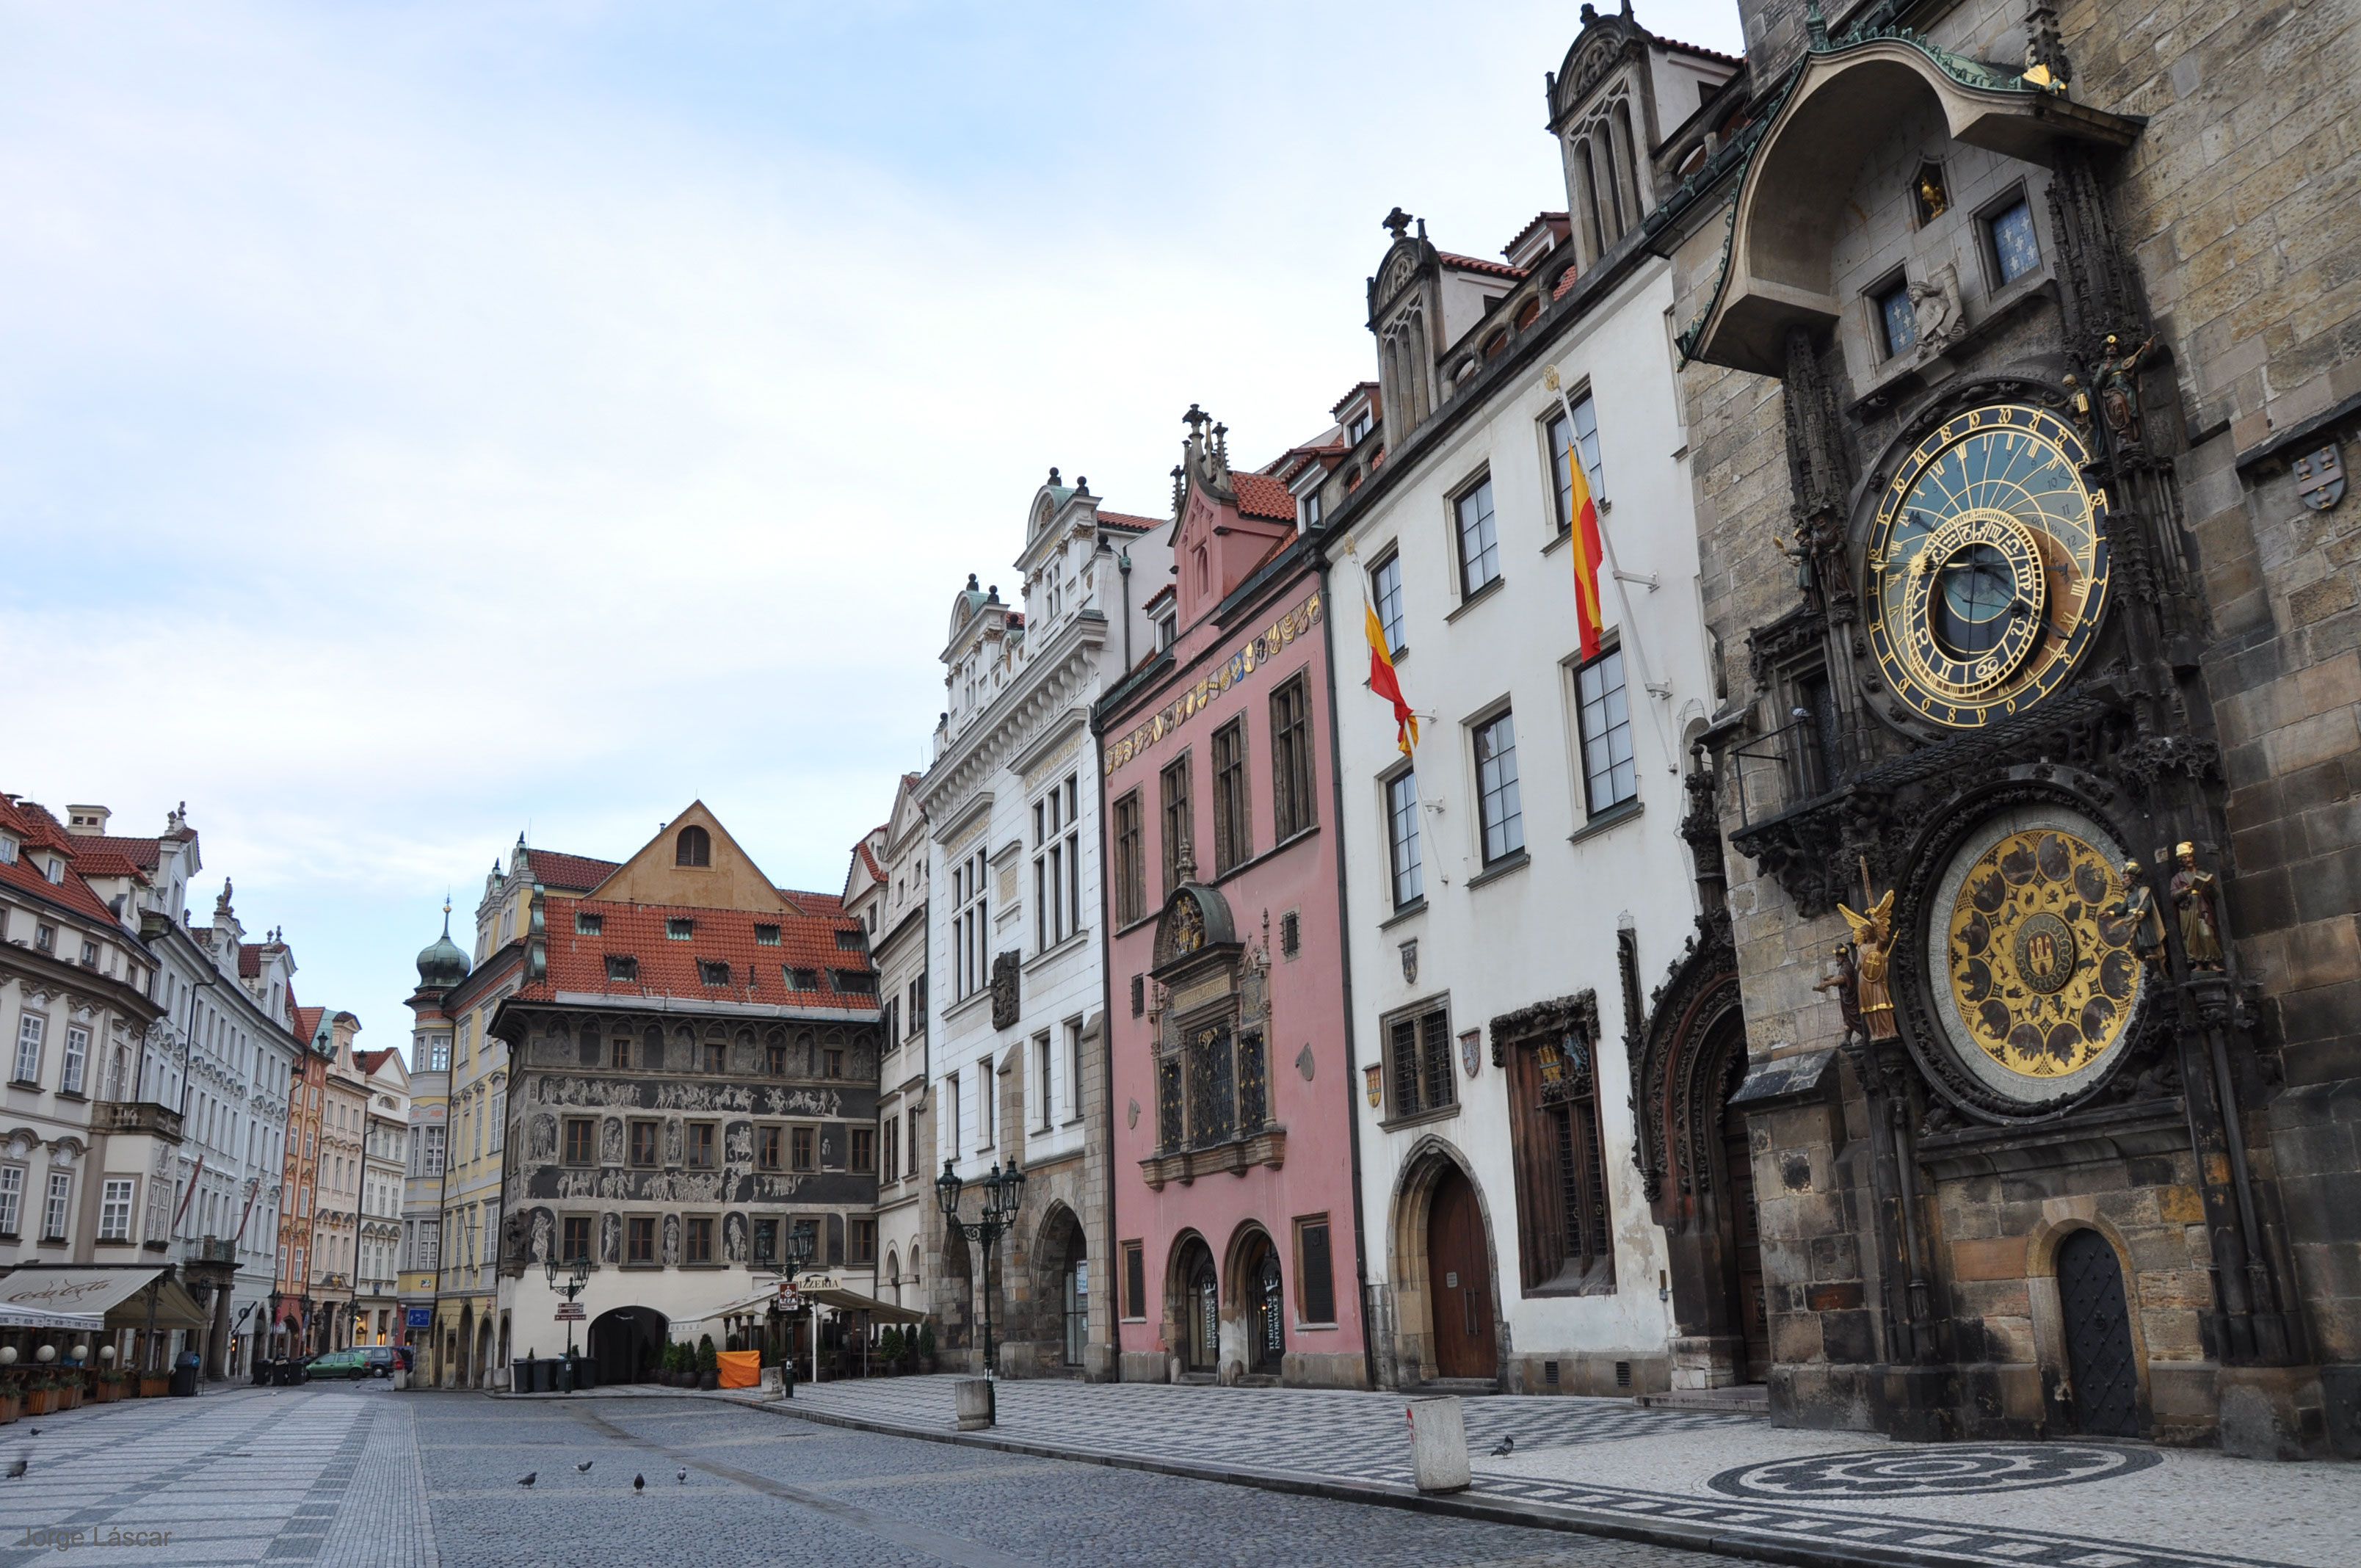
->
[363,1347,411,1378]
[304,1349,371,1381]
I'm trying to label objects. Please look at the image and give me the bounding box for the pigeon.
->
[576,1460,594,1473]
[675,1469,688,1484]
[633,1474,645,1492]
[517,1473,537,1487]
[6,1454,26,1480]
[26,1429,39,1437]
[1489,1435,1515,1457]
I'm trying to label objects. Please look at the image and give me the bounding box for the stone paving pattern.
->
[775,1376,2351,1568]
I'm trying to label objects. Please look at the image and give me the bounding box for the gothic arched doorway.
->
[2057,1230,2139,1437]
[1170,1235,1219,1374]
[1426,1163,1496,1379]
[588,1306,668,1384]
[1032,1204,1088,1371]
[1233,1229,1284,1376]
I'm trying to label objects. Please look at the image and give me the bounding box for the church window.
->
[1987,195,2041,286]
[1160,754,1194,894]
[1270,676,1316,841]
[1211,720,1251,874]
[1383,1001,1454,1120]
[1874,275,1917,359]
[675,826,711,867]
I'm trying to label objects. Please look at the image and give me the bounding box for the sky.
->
[0,1,1747,1059]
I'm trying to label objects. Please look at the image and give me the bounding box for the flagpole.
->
[1545,367,1677,777]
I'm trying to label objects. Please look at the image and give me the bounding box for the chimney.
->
[64,805,111,836]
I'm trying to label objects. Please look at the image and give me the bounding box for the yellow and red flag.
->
[1365,598,1418,756]
[1566,437,1606,659]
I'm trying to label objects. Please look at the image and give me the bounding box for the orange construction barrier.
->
[716,1350,761,1390]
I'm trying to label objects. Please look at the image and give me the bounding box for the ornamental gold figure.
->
[2170,841,2224,970]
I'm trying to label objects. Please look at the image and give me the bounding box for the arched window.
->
[1611,101,1643,235]
[675,826,711,867]
[1574,136,1606,258]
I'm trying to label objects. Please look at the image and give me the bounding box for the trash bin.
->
[530,1358,555,1394]
[510,1358,532,1393]
[170,1351,201,1398]
[575,1357,598,1391]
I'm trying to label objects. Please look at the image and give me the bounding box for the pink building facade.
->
[1095,409,1368,1387]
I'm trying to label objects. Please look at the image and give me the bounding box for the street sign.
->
[554,1303,585,1322]
[405,1307,433,1329]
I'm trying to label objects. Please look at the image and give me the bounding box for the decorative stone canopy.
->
[1682,32,2141,376]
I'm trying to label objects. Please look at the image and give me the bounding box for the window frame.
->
[1294,1214,1337,1327]
[1380,998,1457,1124]
[562,1117,596,1167]
[1981,185,2042,290]
[1471,706,1526,866]
[1210,717,1251,875]
[1545,390,1606,535]
[1368,550,1406,658]
[1871,268,1916,360]
[625,1216,656,1266]
[1571,645,1638,817]
[1451,471,1501,600]
[628,1120,659,1169]
[98,1177,134,1243]
[1269,674,1316,843]
[1111,791,1146,926]
[1383,764,1424,911]
[1160,751,1194,893]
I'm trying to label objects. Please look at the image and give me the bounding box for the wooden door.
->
[1720,1089,1771,1382]
[1426,1165,1496,1380]
[2059,1229,2139,1437]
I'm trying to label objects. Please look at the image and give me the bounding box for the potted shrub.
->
[23,1376,57,1418]
[57,1374,81,1410]
[696,1335,719,1392]
[138,1363,170,1399]
[878,1326,901,1376]
[0,1371,21,1425]
[94,1368,128,1404]
[672,1342,693,1387]
[916,1322,937,1375]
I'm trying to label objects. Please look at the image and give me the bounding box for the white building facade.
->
[852,777,932,1317]
[1320,12,1747,1396]
[921,473,1169,1377]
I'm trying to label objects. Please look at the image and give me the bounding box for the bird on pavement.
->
[26,1429,39,1438]
[633,1474,645,1492]
[576,1460,594,1473]
[1489,1436,1515,1456]
[517,1473,537,1487]
[6,1453,26,1479]
[675,1469,688,1484]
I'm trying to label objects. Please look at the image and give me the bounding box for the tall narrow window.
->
[1211,719,1250,874]
[42,1173,71,1241]
[1876,277,1917,358]
[13,1015,43,1084]
[60,1026,87,1095]
[1160,754,1194,893]
[1111,792,1145,926]
[1032,776,1081,951]
[675,825,711,866]
[1123,1240,1147,1320]
[1547,393,1605,532]
[1296,1217,1336,1325]
[1455,477,1501,597]
[1386,769,1424,909]
[1474,710,1525,863]
[1035,1033,1053,1130]
[1575,649,1637,813]
[1369,551,1405,656]
[952,848,988,1000]
[1269,677,1316,841]
[1988,197,2041,285]
[98,1178,134,1241]
[1065,1018,1084,1122]
[1504,1010,1616,1293]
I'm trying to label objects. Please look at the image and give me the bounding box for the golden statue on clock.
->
[1864,403,2109,730]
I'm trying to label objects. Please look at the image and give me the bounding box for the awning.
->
[0,1266,211,1332]
[697,1272,924,1326]
[0,1304,103,1332]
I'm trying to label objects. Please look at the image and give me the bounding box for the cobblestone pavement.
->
[775,1377,2349,1568]
[0,1384,1725,1566]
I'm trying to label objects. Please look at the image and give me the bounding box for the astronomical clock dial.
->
[1864,404,2108,730]
[1925,807,2145,1108]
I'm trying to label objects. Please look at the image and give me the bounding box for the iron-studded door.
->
[2057,1229,2139,1438]
[1426,1164,1497,1380]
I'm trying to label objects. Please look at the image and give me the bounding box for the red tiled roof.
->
[291,1006,325,1045]
[86,835,165,872]
[68,848,150,882]
[853,835,886,886]
[1097,511,1165,534]
[1553,262,1583,300]
[1501,211,1571,259]
[1233,472,1298,523]
[354,1048,400,1075]
[1664,35,1742,68]
[779,889,846,918]
[1330,381,1379,420]
[526,893,874,1009]
[239,944,263,978]
[0,797,123,926]
[1437,251,1530,281]
[523,849,620,893]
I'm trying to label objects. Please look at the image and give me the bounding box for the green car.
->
[303,1349,371,1381]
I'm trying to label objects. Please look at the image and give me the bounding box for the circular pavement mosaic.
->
[1707,1443,2161,1499]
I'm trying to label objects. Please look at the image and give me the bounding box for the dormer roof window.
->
[0,835,16,865]
[666,918,694,940]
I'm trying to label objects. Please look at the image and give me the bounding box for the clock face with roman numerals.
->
[1864,404,2108,730]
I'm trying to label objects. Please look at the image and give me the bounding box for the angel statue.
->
[1838,888,1899,1042]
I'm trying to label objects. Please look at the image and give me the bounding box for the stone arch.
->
[1224,1220,1285,1380]
[1164,1229,1220,1378]
[2024,1212,2155,1438]
[1386,1136,1506,1387]
[940,1226,973,1356]
[883,1249,901,1306]
[1689,39,2139,373]
[1032,1202,1089,1372]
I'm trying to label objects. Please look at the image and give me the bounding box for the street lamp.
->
[935,1156,1027,1379]
[545,1254,591,1387]
[765,1220,816,1394]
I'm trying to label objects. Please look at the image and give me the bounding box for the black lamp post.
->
[935,1156,1026,1379]
[769,1219,816,1393]
[545,1254,590,1389]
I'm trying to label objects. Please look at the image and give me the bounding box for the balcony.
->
[93,1101,184,1141]
[1139,1125,1285,1191]
[181,1237,237,1266]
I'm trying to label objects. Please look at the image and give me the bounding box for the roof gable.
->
[585,801,790,914]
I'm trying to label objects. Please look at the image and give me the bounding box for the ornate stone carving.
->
[989,951,1020,1029]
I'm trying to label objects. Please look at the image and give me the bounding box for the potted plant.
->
[696,1335,719,1392]
[94,1368,128,1404]
[916,1322,937,1375]
[23,1376,57,1418]
[138,1364,170,1399]
[57,1373,81,1410]
[672,1342,693,1387]
[0,1371,21,1425]
[878,1326,901,1376]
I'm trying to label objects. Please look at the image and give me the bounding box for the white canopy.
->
[0,1266,210,1330]
[697,1271,924,1326]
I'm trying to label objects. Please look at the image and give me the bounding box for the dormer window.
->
[786,967,821,992]
[0,835,16,865]
[43,858,64,885]
[698,960,731,987]
[1300,492,1324,529]
[666,918,694,940]
[606,955,638,982]
[1157,613,1177,650]
[1348,410,1374,444]
[835,929,865,951]
[754,923,780,946]
[575,912,603,936]
[675,825,711,867]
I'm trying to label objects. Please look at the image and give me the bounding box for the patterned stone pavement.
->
[0,1384,1722,1567]
[772,1376,2353,1568]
